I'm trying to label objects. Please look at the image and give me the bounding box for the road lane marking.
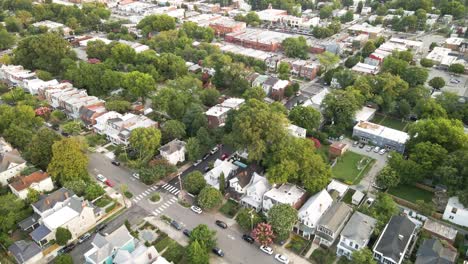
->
[173,190,180,195]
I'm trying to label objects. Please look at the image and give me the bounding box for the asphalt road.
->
[75,148,284,264]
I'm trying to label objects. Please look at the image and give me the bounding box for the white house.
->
[337,212,377,259]
[315,202,353,247]
[0,137,13,154]
[23,78,59,95]
[262,183,307,213]
[295,189,333,239]
[239,173,271,212]
[93,111,122,134]
[442,196,468,227]
[9,171,54,200]
[287,124,307,138]
[99,113,157,146]
[159,139,186,165]
[0,64,36,87]
[327,179,349,199]
[204,159,238,190]
[0,149,27,186]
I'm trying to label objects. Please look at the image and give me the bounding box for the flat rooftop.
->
[354,121,409,144]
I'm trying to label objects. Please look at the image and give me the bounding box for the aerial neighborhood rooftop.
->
[0,0,467,263]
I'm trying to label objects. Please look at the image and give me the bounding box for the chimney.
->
[46,199,50,205]
[319,203,322,212]
[148,253,152,260]
[64,192,69,199]
[21,178,26,185]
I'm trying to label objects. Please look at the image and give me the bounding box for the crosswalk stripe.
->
[173,190,180,195]
[144,190,150,195]
[167,186,175,192]
[132,198,137,203]
[151,186,157,191]
[161,204,167,209]
[162,183,169,188]
[170,188,179,193]
[137,195,143,199]
[154,209,161,214]
[171,197,178,202]
[164,185,172,190]
[152,212,158,216]
[163,202,171,207]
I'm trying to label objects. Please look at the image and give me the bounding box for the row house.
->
[209,17,246,36]
[314,202,353,247]
[0,65,36,87]
[79,104,107,128]
[337,212,377,259]
[23,78,59,95]
[279,58,319,80]
[98,113,158,146]
[206,98,245,128]
[238,173,271,212]
[295,189,333,239]
[0,149,27,186]
[262,183,307,213]
[9,171,54,200]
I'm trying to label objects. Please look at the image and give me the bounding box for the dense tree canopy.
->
[281,37,309,59]
[268,204,297,241]
[137,14,176,36]
[48,137,89,185]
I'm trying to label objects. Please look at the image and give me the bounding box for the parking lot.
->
[428,68,468,97]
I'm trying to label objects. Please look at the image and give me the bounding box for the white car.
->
[373,146,380,153]
[275,254,289,264]
[210,146,219,154]
[193,159,202,166]
[96,174,107,183]
[365,146,372,152]
[190,206,202,214]
[378,149,387,155]
[132,173,140,179]
[260,245,273,255]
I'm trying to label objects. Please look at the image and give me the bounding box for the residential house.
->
[8,240,43,264]
[229,171,253,194]
[252,74,269,88]
[9,171,54,200]
[295,189,333,239]
[239,173,271,212]
[84,225,170,264]
[329,142,348,157]
[355,106,377,122]
[0,64,36,87]
[209,17,246,36]
[315,202,353,247]
[337,212,377,259]
[32,20,72,35]
[373,215,417,264]
[422,219,457,245]
[262,183,307,213]
[206,98,245,128]
[262,76,279,96]
[204,159,238,190]
[0,137,13,154]
[442,196,468,228]
[79,103,107,128]
[353,121,409,153]
[30,188,100,246]
[23,78,59,95]
[327,180,349,199]
[102,113,157,146]
[93,111,122,135]
[0,149,27,186]
[159,139,186,165]
[270,79,289,101]
[352,190,365,205]
[287,124,307,138]
[415,239,458,264]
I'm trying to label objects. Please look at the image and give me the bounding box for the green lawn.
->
[342,189,355,205]
[388,185,433,203]
[94,195,113,207]
[286,235,309,255]
[371,114,409,131]
[219,199,240,218]
[332,151,375,185]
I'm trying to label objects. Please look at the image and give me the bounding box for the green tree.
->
[161,120,186,143]
[25,128,61,170]
[381,56,408,76]
[410,142,448,177]
[61,121,82,135]
[0,29,15,50]
[55,227,72,245]
[137,14,176,36]
[231,99,288,161]
[0,194,26,233]
[111,43,136,65]
[322,89,364,135]
[86,40,111,61]
[350,248,376,264]
[340,10,354,23]
[105,100,131,113]
[345,55,362,68]
[278,62,290,80]
[319,5,333,19]
[197,187,223,210]
[361,41,376,58]
[414,99,447,119]
[402,67,428,87]
[428,77,445,90]
[183,171,206,195]
[375,166,400,189]
[122,71,156,100]
[129,127,161,162]
[13,33,76,75]
[252,222,275,246]
[84,182,105,201]
[281,37,309,59]
[235,208,262,231]
[448,63,464,74]
[36,70,53,81]
[332,69,357,89]
[26,188,40,204]
[415,200,435,216]
[419,58,434,67]
[63,180,87,196]
[196,127,214,154]
[318,51,340,71]
[363,193,398,233]
[199,88,220,107]
[54,254,73,264]
[138,159,176,185]
[268,204,297,241]
[186,240,209,264]
[49,110,66,124]
[48,137,89,185]
[186,137,202,162]
[243,87,266,101]
[189,224,217,250]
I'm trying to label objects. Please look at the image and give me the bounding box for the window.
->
[449,216,454,220]
[354,244,358,249]
[451,207,458,214]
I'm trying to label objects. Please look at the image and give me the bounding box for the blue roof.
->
[30,225,51,242]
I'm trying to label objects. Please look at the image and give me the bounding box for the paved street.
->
[78,148,304,264]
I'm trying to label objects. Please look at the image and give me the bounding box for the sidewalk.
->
[145,216,189,247]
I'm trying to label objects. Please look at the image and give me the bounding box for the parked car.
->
[193,159,202,166]
[105,179,114,187]
[260,245,273,255]
[366,146,372,152]
[275,254,290,264]
[353,141,358,147]
[183,229,191,237]
[378,149,387,155]
[78,233,91,244]
[170,220,182,230]
[96,174,107,182]
[61,131,69,137]
[242,234,254,244]
[132,173,140,179]
[373,146,380,153]
[215,220,228,229]
[220,153,229,160]
[58,243,76,255]
[202,153,210,160]
[190,206,202,214]
[359,143,365,148]
[95,223,107,233]
[212,247,225,257]
[204,166,210,172]
[111,160,120,166]
[210,146,219,154]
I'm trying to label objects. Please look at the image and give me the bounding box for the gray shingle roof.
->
[415,239,457,264]
[159,139,186,154]
[30,224,51,242]
[0,149,25,173]
[8,240,42,263]
[318,202,353,232]
[32,188,74,213]
[374,216,417,263]
[18,213,40,230]
[340,212,377,246]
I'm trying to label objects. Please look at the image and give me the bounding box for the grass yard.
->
[162,243,185,263]
[388,184,433,203]
[371,114,409,131]
[342,189,355,205]
[286,235,310,255]
[310,248,336,264]
[332,151,375,185]
[94,195,113,208]
[219,199,240,218]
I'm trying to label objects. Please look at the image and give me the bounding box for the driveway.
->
[341,138,388,192]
